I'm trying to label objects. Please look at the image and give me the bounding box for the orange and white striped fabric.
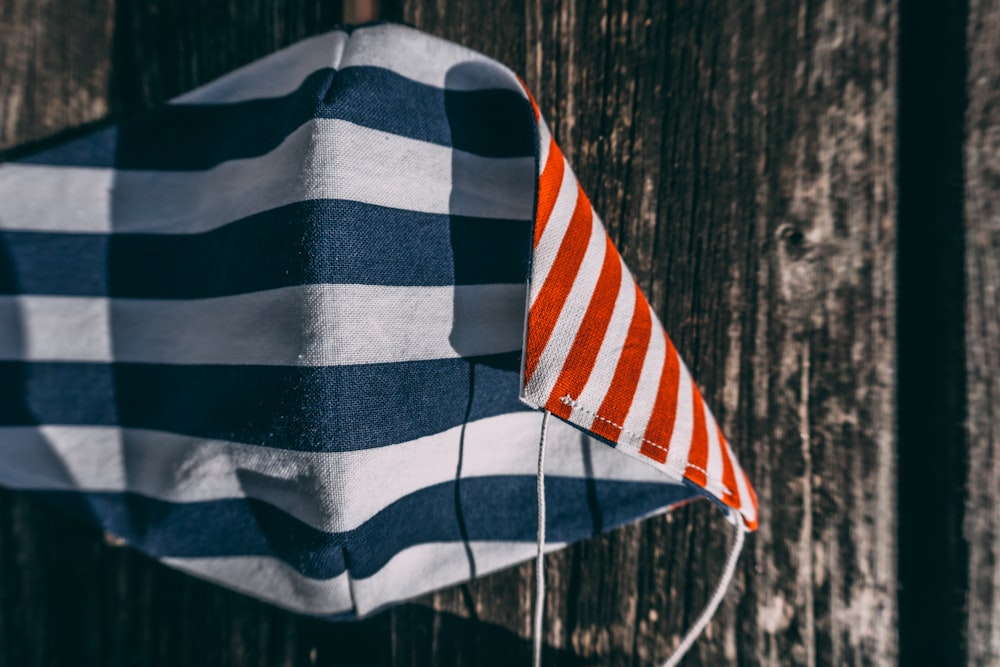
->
[519,97,758,532]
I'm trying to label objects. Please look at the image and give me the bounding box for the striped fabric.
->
[0,22,756,618]
[520,103,758,531]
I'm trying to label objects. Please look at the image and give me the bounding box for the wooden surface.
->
[964,0,1000,663]
[0,0,114,148]
[0,0,991,665]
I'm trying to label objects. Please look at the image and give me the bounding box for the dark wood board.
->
[0,0,906,665]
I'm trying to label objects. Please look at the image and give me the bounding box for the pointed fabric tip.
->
[518,87,758,532]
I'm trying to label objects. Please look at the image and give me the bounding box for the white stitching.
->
[560,395,734,498]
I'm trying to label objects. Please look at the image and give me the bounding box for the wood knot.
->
[778,224,809,260]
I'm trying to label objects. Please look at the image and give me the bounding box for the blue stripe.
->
[18,66,534,170]
[0,201,531,297]
[0,356,526,452]
[26,476,697,579]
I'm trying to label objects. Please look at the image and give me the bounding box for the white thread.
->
[533,411,550,667]
[661,522,746,667]
[560,395,735,497]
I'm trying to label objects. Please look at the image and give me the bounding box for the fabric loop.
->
[533,410,551,667]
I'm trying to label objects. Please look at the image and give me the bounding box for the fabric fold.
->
[0,21,756,621]
[517,96,758,531]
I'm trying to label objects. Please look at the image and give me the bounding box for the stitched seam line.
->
[561,395,734,498]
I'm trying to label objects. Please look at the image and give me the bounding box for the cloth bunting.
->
[0,21,757,620]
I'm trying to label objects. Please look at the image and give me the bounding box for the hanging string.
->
[532,410,550,667]
[661,521,746,667]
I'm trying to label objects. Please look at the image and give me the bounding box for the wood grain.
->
[964,0,1000,663]
[394,1,897,665]
[0,0,114,150]
[0,0,904,665]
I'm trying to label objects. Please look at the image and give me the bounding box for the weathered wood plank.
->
[394,1,897,665]
[0,0,115,150]
[965,0,1000,663]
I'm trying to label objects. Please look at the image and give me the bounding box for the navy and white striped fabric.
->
[0,23,750,618]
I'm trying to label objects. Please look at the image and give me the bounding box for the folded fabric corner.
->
[517,89,758,532]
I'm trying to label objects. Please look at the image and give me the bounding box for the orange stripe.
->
[734,467,758,530]
[638,338,682,464]
[523,183,592,383]
[685,384,709,488]
[742,468,758,530]
[718,427,740,507]
[588,286,652,444]
[517,79,560,248]
[533,140,565,247]
[545,235,622,419]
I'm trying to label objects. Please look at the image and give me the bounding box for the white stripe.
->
[0,297,112,362]
[170,466,699,619]
[338,24,524,92]
[0,284,524,365]
[0,165,114,233]
[567,258,635,429]
[0,119,534,234]
[524,210,604,403]
[0,414,680,534]
[171,25,524,106]
[730,447,755,524]
[350,540,566,617]
[163,556,353,616]
[536,117,552,172]
[163,540,567,617]
[529,158,578,302]
[703,400,725,498]
[665,358,695,476]
[618,306,667,448]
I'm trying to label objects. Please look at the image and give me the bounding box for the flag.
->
[0,22,756,619]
